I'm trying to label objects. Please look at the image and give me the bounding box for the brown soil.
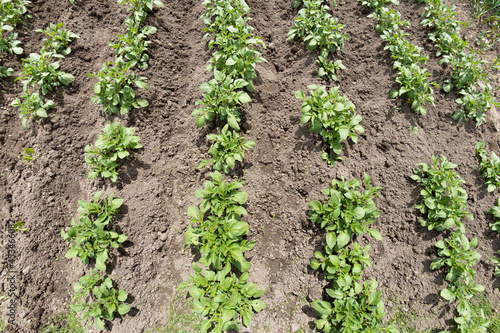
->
[0,0,499,332]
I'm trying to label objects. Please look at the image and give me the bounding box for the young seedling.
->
[84,122,143,182]
[117,0,164,24]
[21,147,35,163]
[199,124,255,173]
[77,191,123,226]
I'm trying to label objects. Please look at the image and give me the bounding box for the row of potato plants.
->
[11,23,77,129]
[475,143,500,277]
[411,156,490,332]
[361,0,437,116]
[419,0,499,126]
[60,1,163,330]
[290,1,397,331]
[178,0,266,331]
[0,0,30,77]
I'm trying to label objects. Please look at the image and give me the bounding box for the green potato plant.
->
[178,263,265,333]
[185,208,255,272]
[117,0,164,24]
[475,141,500,192]
[70,270,130,331]
[89,59,149,115]
[312,279,398,333]
[84,122,143,182]
[410,155,472,232]
[308,174,383,250]
[192,70,251,131]
[288,0,349,81]
[77,191,123,226]
[109,18,156,70]
[36,22,79,55]
[61,216,128,271]
[296,84,363,165]
[199,124,255,173]
[17,51,75,94]
[11,90,55,129]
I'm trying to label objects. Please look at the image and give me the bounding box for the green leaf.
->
[337,232,350,248]
[59,73,75,85]
[368,228,382,241]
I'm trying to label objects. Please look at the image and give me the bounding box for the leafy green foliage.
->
[89,59,149,115]
[308,174,382,250]
[77,191,123,226]
[70,270,130,331]
[0,0,30,57]
[420,0,499,126]
[192,70,251,131]
[61,192,126,271]
[118,0,164,24]
[288,0,349,80]
[21,147,35,163]
[185,171,254,272]
[199,124,255,173]
[475,141,500,192]
[364,4,437,116]
[36,22,79,55]
[11,90,55,129]
[410,155,472,232]
[17,51,75,94]
[109,18,156,70]
[312,279,398,333]
[296,85,363,165]
[430,231,488,332]
[431,231,482,283]
[488,198,500,277]
[201,0,266,92]
[178,263,265,333]
[84,122,142,182]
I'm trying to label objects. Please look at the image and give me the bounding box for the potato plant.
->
[61,216,127,271]
[84,122,143,182]
[178,263,265,333]
[199,124,255,173]
[192,70,251,131]
[288,0,349,81]
[11,90,55,129]
[475,141,500,192]
[412,156,490,332]
[488,199,500,277]
[89,59,149,115]
[109,18,156,70]
[308,174,383,251]
[17,51,75,94]
[70,270,130,331]
[295,85,363,165]
[118,0,164,24]
[411,155,472,232]
[0,0,30,58]
[36,22,79,55]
